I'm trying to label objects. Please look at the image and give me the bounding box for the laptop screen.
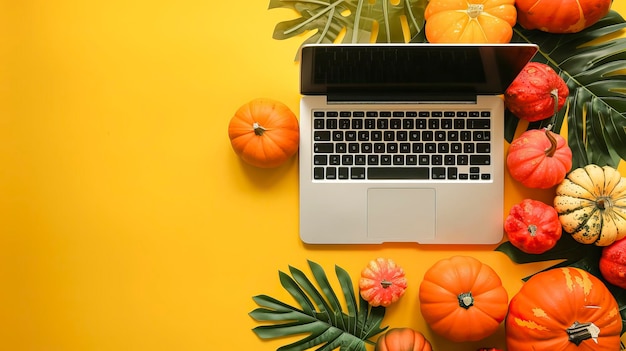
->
[300,44,538,99]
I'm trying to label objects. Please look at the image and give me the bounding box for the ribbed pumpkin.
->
[360,258,407,307]
[554,164,626,246]
[375,328,433,351]
[515,0,612,33]
[507,129,573,189]
[424,0,517,43]
[504,62,569,122]
[228,98,299,168]
[418,256,508,342]
[504,199,562,254]
[506,267,621,351]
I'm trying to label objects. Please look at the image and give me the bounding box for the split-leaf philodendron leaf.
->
[250,260,387,351]
[269,0,428,52]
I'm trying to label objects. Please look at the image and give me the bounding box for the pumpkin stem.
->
[457,292,474,309]
[527,224,538,237]
[567,321,600,345]
[596,197,612,210]
[466,4,483,18]
[380,279,393,289]
[253,122,265,136]
[551,88,560,117]
[467,4,483,18]
[544,129,558,157]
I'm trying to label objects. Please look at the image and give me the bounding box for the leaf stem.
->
[282,0,346,36]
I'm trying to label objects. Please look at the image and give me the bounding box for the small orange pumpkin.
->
[418,256,508,342]
[359,258,407,307]
[375,328,433,351]
[228,98,299,168]
[506,129,572,189]
[506,267,621,351]
[424,0,517,43]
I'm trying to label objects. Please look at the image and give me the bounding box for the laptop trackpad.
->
[367,188,436,242]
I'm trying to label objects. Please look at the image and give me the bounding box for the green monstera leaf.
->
[249,260,387,351]
[504,10,626,169]
[269,0,428,53]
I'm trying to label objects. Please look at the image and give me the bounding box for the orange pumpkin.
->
[515,0,612,33]
[506,129,572,189]
[228,98,299,168]
[424,0,517,43]
[418,256,508,342]
[375,328,433,351]
[506,267,622,351]
[359,258,407,307]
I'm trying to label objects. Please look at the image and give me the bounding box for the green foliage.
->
[268,0,428,52]
[249,260,387,351]
[504,10,626,169]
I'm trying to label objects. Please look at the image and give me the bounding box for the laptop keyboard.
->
[311,109,493,181]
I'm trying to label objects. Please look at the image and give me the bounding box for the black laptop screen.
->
[300,44,538,99]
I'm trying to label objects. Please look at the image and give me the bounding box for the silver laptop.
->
[299,43,538,244]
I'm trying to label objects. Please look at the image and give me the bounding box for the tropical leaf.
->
[504,10,626,169]
[249,260,387,351]
[268,0,428,55]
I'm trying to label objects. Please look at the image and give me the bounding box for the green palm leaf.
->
[504,10,626,169]
[268,0,428,55]
[250,260,387,351]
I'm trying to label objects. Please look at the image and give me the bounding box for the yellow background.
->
[2,1,626,350]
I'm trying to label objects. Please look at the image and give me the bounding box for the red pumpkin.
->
[506,267,622,351]
[375,328,433,351]
[504,199,562,254]
[505,62,569,122]
[359,258,407,307]
[599,237,626,289]
[419,256,508,342]
[515,0,612,33]
[228,98,299,168]
[507,129,572,189]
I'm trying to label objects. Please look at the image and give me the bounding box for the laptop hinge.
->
[326,91,477,104]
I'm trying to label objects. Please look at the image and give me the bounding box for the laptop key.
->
[338,167,349,179]
[368,167,430,179]
[314,155,328,165]
[432,167,446,179]
[351,167,366,179]
[314,131,331,141]
[326,167,336,179]
[314,167,324,179]
[470,155,491,165]
[448,167,458,179]
[467,118,490,129]
[314,143,333,153]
